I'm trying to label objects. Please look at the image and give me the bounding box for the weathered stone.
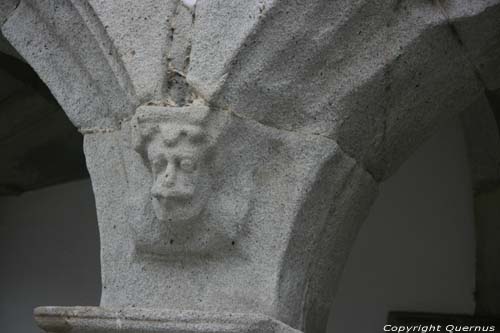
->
[187,0,273,99]
[34,307,302,333]
[1,1,498,332]
[0,0,18,25]
[83,103,377,332]
[1,0,138,129]
[87,0,177,103]
[188,0,483,180]
[2,0,492,179]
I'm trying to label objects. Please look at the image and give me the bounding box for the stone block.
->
[87,0,177,102]
[34,307,302,333]
[4,1,496,331]
[0,0,18,25]
[1,0,137,129]
[189,0,483,179]
[84,103,377,332]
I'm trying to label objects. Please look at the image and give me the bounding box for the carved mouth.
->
[154,191,193,200]
[152,194,203,223]
[154,195,194,209]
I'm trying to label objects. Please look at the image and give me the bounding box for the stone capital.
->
[1,0,498,332]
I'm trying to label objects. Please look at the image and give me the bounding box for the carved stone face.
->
[128,105,245,256]
[145,124,211,223]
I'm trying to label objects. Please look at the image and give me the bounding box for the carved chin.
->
[152,197,204,222]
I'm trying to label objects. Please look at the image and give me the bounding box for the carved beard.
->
[151,195,205,224]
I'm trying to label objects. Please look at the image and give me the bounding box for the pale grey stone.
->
[0,1,22,62]
[1,0,137,129]
[3,0,491,180]
[0,0,18,25]
[87,0,177,102]
[165,3,197,105]
[187,0,274,99]
[2,1,497,333]
[129,103,231,255]
[84,103,377,332]
[189,0,483,180]
[442,0,499,17]
[35,306,302,333]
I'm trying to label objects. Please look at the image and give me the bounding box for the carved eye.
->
[179,158,196,172]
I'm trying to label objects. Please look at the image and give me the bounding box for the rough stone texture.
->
[87,0,177,103]
[187,0,274,99]
[0,0,18,26]
[34,307,302,333]
[84,105,377,332]
[1,1,499,333]
[3,1,494,179]
[188,0,484,180]
[1,0,138,129]
[0,5,23,60]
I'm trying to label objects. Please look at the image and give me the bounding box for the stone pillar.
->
[462,94,500,315]
[1,1,498,332]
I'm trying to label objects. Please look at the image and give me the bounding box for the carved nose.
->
[164,165,177,188]
[165,175,175,188]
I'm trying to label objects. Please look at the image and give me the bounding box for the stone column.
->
[462,94,500,315]
[1,1,498,332]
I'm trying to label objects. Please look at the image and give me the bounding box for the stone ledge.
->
[34,306,302,333]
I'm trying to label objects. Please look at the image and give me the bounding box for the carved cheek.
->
[178,171,197,188]
[192,171,211,196]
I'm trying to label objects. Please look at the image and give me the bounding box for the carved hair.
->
[131,103,224,163]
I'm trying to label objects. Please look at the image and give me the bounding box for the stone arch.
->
[1,1,499,332]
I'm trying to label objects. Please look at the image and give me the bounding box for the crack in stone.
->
[71,0,139,107]
[163,0,196,106]
[0,0,21,26]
